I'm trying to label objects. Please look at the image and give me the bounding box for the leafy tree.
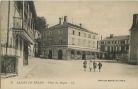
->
[35,17,47,31]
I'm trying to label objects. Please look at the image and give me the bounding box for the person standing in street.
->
[93,61,97,72]
[98,62,102,72]
[89,60,93,72]
[83,60,87,71]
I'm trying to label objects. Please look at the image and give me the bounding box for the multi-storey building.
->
[1,1,37,75]
[129,14,138,64]
[41,16,98,60]
[34,30,41,57]
[98,34,129,61]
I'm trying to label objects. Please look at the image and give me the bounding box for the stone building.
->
[34,30,41,57]
[0,1,37,75]
[129,14,138,64]
[98,34,129,61]
[41,16,98,60]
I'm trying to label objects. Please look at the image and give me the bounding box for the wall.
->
[68,26,98,51]
[129,29,138,64]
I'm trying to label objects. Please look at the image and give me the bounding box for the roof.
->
[102,35,129,41]
[48,22,98,35]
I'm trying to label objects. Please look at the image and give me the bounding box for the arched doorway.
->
[48,50,52,59]
[58,50,63,59]
[82,54,86,60]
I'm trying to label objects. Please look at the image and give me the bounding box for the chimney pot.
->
[64,16,67,23]
[132,14,138,28]
[110,34,114,38]
[80,23,82,27]
[59,17,62,24]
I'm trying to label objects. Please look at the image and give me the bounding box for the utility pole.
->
[5,1,10,75]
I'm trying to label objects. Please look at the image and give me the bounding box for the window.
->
[84,33,86,37]
[72,38,75,45]
[71,50,75,54]
[77,51,81,55]
[49,31,52,35]
[59,40,63,45]
[115,41,117,44]
[58,30,63,35]
[92,35,95,39]
[78,32,81,36]
[88,41,91,47]
[88,34,91,38]
[73,30,75,35]
[93,41,95,48]
[78,39,81,46]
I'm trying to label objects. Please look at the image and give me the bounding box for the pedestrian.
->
[93,61,97,72]
[98,62,102,72]
[83,60,87,71]
[89,60,93,72]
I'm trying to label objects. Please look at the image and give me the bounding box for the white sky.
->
[34,0,138,38]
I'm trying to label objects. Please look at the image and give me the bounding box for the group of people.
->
[83,60,102,72]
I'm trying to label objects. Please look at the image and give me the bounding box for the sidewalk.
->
[1,57,37,79]
[18,57,38,78]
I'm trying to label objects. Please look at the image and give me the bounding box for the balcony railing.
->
[13,17,35,42]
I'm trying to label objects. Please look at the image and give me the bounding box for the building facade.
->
[98,34,129,61]
[41,16,98,60]
[1,1,37,75]
[34,30,41,57]
[129,14,138,64]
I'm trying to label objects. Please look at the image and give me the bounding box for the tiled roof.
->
[102,35,129,41]
[67,23,98,35]
[48,22,98,35]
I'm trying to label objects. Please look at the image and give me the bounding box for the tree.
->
[35,17,47,31]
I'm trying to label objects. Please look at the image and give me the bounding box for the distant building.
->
[34,30,41,57]
[40,16,98,60]
[129,14,138,64]
[98,34,129,61]
[1,1,37,75]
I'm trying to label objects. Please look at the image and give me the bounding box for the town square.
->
[0,0,138,89]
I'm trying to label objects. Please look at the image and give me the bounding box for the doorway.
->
[23,42,28,65]
[58,50,63,59]
[48,50,52,59]
[82,54,86,60]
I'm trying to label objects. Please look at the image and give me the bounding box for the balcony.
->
[12,17,34,44]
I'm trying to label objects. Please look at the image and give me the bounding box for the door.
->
[48,50,52,59]
[23,42,28,65]
[58,50,63,59]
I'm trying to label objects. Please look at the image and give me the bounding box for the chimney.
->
[59,17,62,24]
[132,14,138,28]
[110,34,114,38]
[80,23,82,27]
[63,16,67,23]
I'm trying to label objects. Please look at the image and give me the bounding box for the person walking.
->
[83,60,87,71]
[89,60,93,72]
[98,62,102,72]
[93,61,97,72]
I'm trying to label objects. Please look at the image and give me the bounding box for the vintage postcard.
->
[0,0,138,89]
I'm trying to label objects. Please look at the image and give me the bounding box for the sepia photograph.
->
[0,0,138,89]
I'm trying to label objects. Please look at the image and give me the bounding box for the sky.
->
[34,0,138,38]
